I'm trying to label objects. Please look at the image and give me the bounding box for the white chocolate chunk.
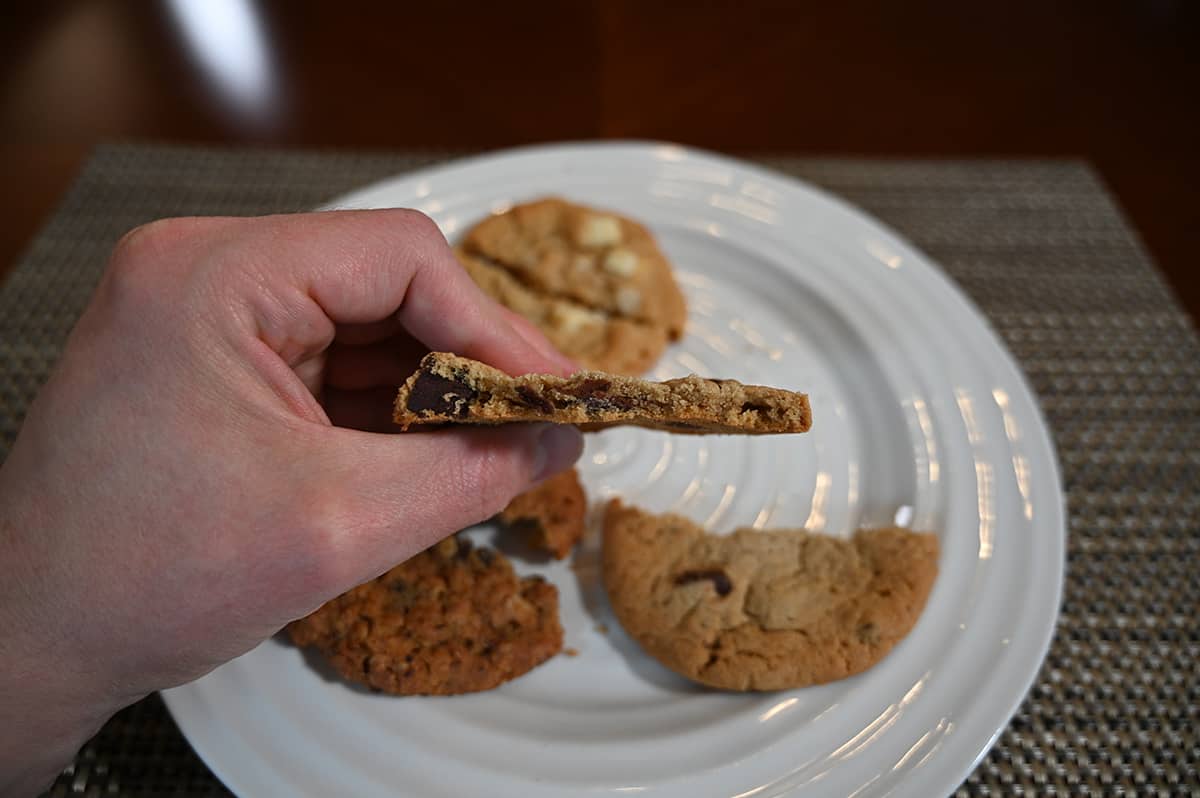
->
[550,303,605,335]
[603,248,639,277]
[577,215,623,248]
[615,286,642,316]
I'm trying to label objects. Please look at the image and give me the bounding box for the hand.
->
[0,210,583,795]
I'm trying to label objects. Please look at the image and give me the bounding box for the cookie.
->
[393,352,812,435]
[288,535,562,695]
[500,468,587,559]
[459,249,667,375]
[601,500,939,691]
[458,197,686,375]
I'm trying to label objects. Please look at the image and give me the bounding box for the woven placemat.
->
[4,144,1196,797]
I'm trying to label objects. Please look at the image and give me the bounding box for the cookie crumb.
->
[564,647,580,657]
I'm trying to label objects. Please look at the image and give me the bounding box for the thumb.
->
[301,422,583,592]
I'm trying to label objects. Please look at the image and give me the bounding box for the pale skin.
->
[0,210,584,796]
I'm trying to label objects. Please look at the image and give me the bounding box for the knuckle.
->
[112,217,190,263]
[105,218,195,300]
[393,207,442,240]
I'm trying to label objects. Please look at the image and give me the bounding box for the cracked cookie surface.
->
[393,352,812,435]
[458,249,668,375]
[457,197,686,375]
[601,500,939,691]
[288,535,562,695]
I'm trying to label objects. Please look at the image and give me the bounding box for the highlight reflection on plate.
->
[163,142,1064,798]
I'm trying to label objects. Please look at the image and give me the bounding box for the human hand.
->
[0,210,582,794]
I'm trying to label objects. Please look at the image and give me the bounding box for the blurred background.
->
[3,0,1197,319]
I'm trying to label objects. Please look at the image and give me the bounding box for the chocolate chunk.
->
[673,568,733,597]
[567,377,612,398]
[548,393,579,409]
[588,394,635,412]
[514,385,553,413]
[856,622,881,645]
[405,370,477,417]
[552,376,638,412]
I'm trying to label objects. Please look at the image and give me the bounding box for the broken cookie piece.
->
[393,352,812,435]
[601,499,939,691]
[288,535,562,695]
[500,468,587,559]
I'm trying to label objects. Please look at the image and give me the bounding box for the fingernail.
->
[532,424,584,482]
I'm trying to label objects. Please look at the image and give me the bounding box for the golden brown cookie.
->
[500,468,587,560]
[393,352,812,435]
[457,197,686,375]
[288,535,562,695]
[601,500,939,691]
[459,250,667,375]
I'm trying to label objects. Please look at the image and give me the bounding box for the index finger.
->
[239,209,576,377]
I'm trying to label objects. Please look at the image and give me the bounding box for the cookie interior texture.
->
[499,468,587,560]
[393,352,812,435]
[456,197,686,376]
[601,500,939,691]
[288,535,562,696]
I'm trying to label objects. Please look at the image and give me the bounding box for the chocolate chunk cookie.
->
[601,500,939,691]
[457,198,686,375]
[393,352,812,435]
[500,468,587,559]
[288,535,562,695]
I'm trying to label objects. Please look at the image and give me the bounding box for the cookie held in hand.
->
[601,500,939,691]
[393,352,812,435]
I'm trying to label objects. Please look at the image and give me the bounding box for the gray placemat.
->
[5,144,1196,797]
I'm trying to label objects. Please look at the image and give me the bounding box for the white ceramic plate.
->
[163,143,1064,797]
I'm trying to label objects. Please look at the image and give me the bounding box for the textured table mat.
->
[4,144,1196,796]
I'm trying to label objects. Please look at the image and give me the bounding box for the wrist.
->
[0,470,129,796]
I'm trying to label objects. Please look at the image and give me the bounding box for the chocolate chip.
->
[405,370,477,417]
[589,394,635,412]
[476,548,496,566]
[514,385,553,413]
[674,568,733,597]
[856,622,881,645]
[455,538,474,559]
[567,377,612,398]
[549,393,579,409]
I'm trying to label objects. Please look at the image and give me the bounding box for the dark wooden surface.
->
[3,0,1197,320]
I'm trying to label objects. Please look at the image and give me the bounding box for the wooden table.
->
[3,0,1197,320]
